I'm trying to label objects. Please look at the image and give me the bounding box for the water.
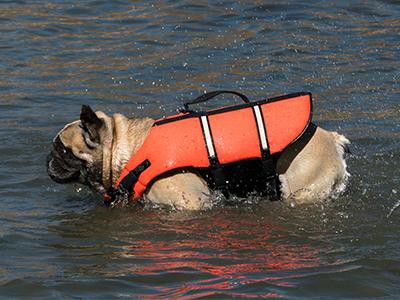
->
[0,0,399,298]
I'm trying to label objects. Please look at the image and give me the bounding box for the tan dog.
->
[47,105,350,210]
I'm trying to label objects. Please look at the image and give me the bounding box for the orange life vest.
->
[105,91,312,204]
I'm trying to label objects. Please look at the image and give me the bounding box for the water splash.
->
[387,189,399,218]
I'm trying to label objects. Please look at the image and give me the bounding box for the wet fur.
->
[277,127,350,204]
[47,106,350,210]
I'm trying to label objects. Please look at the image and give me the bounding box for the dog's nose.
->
[46,152,53,166]
[47,151,64,179]
[46,150,81,183]
[47,152,58,180]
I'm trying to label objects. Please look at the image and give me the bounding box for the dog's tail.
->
[332,132,351,155]
[331,132,351,197]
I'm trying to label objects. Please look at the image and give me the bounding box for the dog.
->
[47,95,350,210]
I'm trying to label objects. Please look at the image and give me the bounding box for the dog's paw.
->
[110,193,131,208]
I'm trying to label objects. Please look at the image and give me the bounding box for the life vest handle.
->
[182,90,250,112]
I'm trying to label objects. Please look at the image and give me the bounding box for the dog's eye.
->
[79,123,99,149]
[79,124,87,132]
[80,128,97,149]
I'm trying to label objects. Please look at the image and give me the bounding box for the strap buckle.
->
[104,159,151,206]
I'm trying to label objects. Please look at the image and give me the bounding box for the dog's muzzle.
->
[47,137,82,183]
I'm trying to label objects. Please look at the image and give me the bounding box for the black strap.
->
[261,158,281,199]
[182,90,250,113]
[120,159,150,190]
[211,167,230,199]
[106,159,151,204]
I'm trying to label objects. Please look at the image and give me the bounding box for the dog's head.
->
[47,105,108,193]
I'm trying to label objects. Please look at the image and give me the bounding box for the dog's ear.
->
[80,105,103,145]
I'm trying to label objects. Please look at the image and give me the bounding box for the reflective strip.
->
[200,116,216,158]
[253,105,268,151]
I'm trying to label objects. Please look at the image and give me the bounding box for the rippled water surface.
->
[0,0,399,298]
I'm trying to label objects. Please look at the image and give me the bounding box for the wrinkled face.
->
[47,105,104,192]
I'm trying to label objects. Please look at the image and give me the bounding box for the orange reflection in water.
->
[117,213,321,299]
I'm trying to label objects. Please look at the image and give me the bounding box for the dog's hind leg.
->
[277,126,350,204]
